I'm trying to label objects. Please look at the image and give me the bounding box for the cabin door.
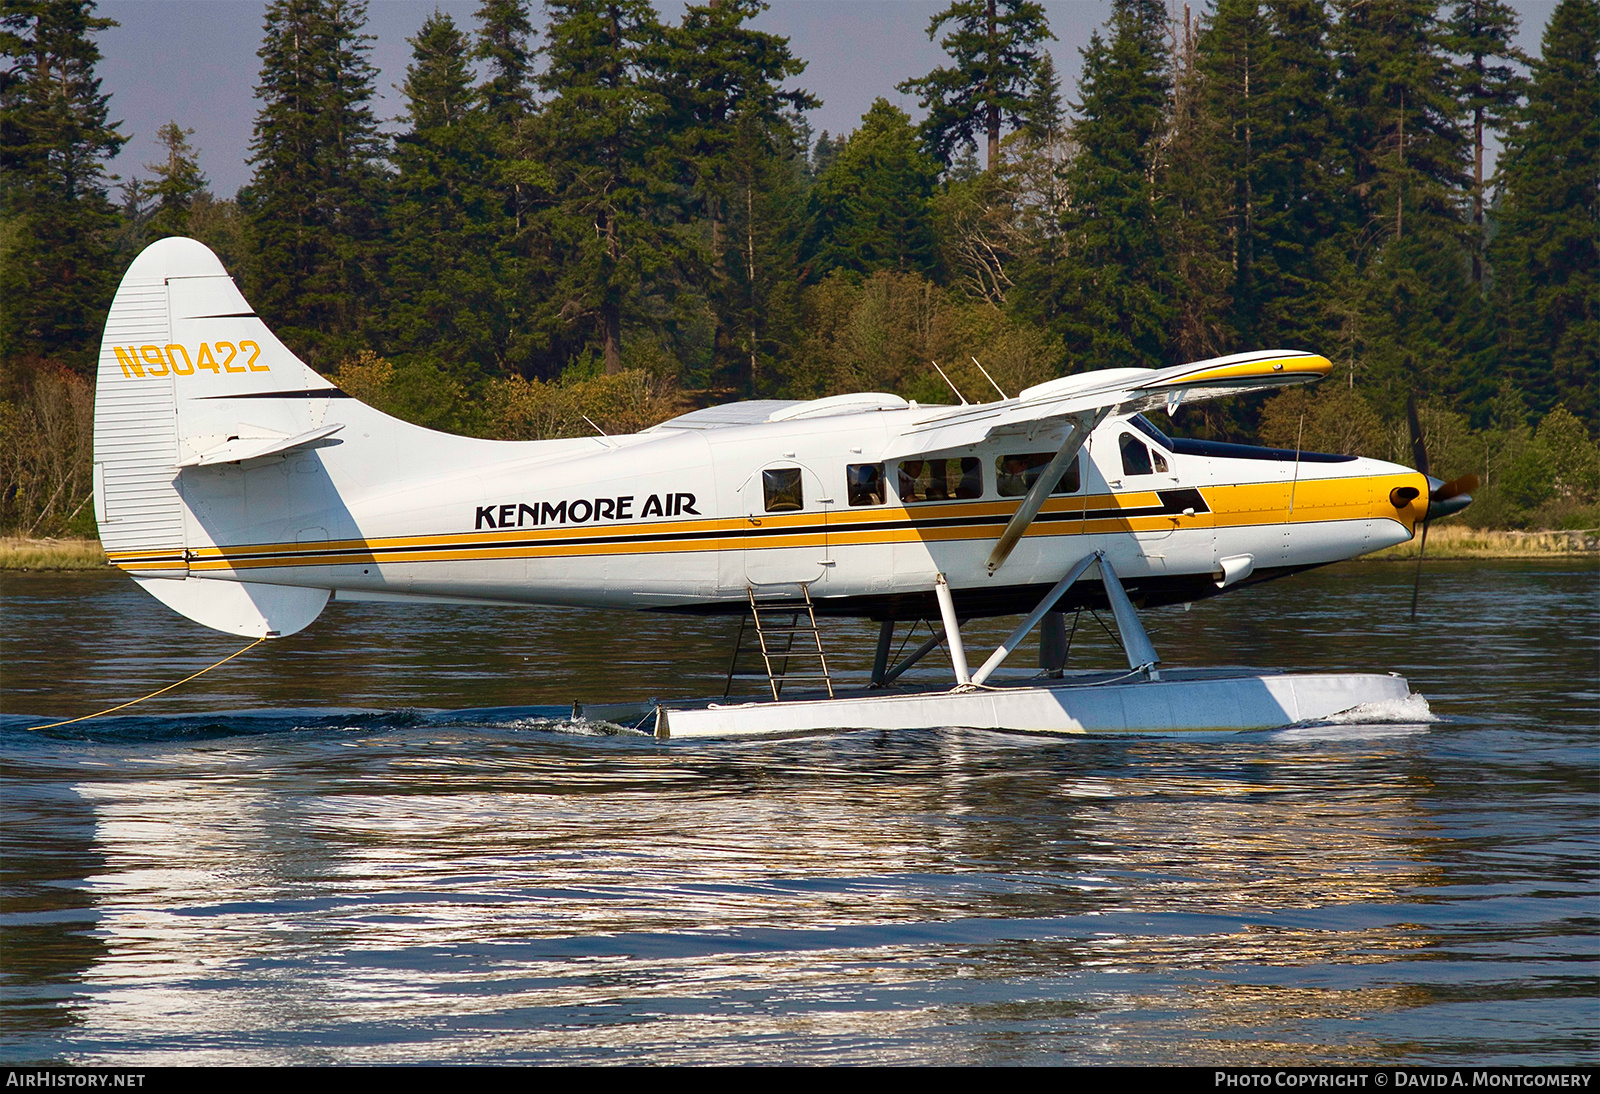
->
[740,460,831,588]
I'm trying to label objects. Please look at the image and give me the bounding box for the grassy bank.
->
[1356,525,1599,560]
[4,525,1597,572]
[1,537,109,570]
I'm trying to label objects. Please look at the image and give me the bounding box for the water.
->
[2,562,1595,1065]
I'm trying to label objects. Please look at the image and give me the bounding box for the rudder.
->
[94,237,338,637]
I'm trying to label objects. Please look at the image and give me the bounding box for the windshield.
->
[1129,414,1172,448]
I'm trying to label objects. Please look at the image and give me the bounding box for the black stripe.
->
[1157,488,1210,514]
[203,491,1208,565]
[188,312,258,319]
[198,389,353,400]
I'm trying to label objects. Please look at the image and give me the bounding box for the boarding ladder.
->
[724,585,836,701]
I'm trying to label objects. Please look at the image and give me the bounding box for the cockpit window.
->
[1120,431,1170,476]
[1120,433,1154,476]
[762,467,804,512]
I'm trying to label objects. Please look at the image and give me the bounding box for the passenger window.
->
[847,463,885,506]
[996,453,1082,497]
[1152,449,1169,474]
[762,467,803,512]
[897,457,982,503]
[1120,433,1154,477]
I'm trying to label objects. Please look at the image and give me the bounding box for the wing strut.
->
[985,408,1108,575]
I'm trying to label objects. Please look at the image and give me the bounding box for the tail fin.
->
[94,237,335,637]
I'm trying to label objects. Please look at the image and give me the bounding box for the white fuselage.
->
[93,238,1430,638]
[156,396,1423,617]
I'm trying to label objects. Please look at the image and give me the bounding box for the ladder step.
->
[732,584,836,701]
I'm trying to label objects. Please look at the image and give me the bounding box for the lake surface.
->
[2,561,1595,1065]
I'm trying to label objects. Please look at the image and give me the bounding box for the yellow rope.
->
[27,638,267,731]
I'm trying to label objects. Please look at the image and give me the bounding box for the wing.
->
[882,350,1331,459]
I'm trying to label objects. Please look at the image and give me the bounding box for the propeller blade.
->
[1425,474,1479,521]
[1404,397,1475,619]
[1409,518,1429,620]
[1431,473,1479,502]
[1406,394,1430,478]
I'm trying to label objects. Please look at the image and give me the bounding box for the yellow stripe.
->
[125,471,1428,574]
[1156,354,1332,387]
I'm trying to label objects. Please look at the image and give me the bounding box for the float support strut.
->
[971,553,1100,686]
[1099,556,1161,677]
[1040,610,1068,676]
[870,620,894,686]
[879,625,947,686]
[969,551,1161,687]
[934,573,970,685]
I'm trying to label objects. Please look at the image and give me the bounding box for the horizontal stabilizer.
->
[134,576,329,638]
[177,423,344,467]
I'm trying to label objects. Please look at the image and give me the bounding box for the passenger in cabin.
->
[847,463,884,506]
[997,456,1030,497]
[898,458,984,502]
[898,460,925,503]
[957,461,983,498]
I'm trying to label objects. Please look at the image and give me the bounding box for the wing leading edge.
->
[883,350,1332,460]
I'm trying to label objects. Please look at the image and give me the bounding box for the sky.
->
[92,0,1561,201]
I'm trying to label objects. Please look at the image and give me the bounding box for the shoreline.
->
[3,526,1595,572]
[1357,524,1600,560]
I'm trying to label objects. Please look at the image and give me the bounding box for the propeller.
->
[1406,394,1479,619]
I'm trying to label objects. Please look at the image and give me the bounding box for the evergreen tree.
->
[1446,0,1527,282]
[1332,0,1474,411]
[804,99,942,280]
[537,0,671,374]
[1027,0,1171,371]
[1252,0,1351,350]
[1489,0,1599,427]
[712,120,809,395]
[475,0,533,125]
[240,0,388,369]
[469,0,555,377]
[383,11,509,382]
[658,0,816,393]
[143,121,206,239]
[1193,0,1348,353]
[0,0,125,373]
[897,0,1055,170]
[809,130,845,181]
[1024,49,1065,143]
[473,0,536,236]
[1334,0,1467,246]
[1165,4,1231,363]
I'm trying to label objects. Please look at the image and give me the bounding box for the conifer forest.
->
[2,0,1596,538]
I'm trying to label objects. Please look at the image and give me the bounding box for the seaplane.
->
[90,238,1474,738]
